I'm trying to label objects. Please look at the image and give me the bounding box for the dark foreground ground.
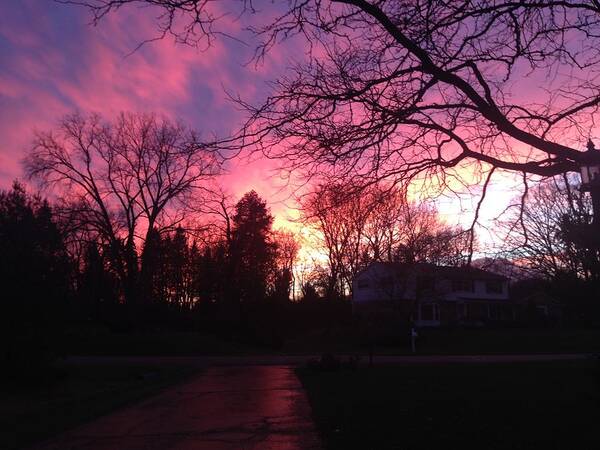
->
[29,366,321,450]
[4,324,600,449]
[297,360,600,449]
[3,357,599,449]
[0,363,197,450]
[67,327,600,356]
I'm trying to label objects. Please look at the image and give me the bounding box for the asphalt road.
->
[32,366,322,450]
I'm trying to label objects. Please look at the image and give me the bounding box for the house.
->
[352,262,514,327]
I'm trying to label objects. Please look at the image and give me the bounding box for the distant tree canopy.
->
[0,182,71,314]
[0,182,71,367]
[25,112,221,305]
[271,229,300,302]
[230,190,276,302]
[502,175,598,281]
[20,112,307,331]
[0,177,304,341]
[302,182,470,298]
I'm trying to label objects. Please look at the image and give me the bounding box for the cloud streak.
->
[0,0,534,244]
[0,0,296,214]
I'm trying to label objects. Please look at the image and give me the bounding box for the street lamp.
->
[579,139,600,228]
[580,139,600,187]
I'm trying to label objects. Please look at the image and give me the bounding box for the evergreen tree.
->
[167,227,190,307]
[80,242,119,323]
[231,191,276,302]
[140,228,166,305]
[0,181,71,372]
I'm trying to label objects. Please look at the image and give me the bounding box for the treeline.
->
[1,176,470,365]
[1,180,330,369]
[0,182,301,318]
[0,183,71,371]
[21,113,301,311]
[78,190,300,327]
[5,112,599,369]
[0,113,312,370]
[299,181,473,299]
[0,179,472,334]
[501,176,600,325]
[1,112,472,366]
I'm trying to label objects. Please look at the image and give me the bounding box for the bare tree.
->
[272,228,301,300]
[301,182,372,298]
[500,175,597,280]
[76,1,600,184]
[363,185,406,262]
[301,180,470,298]
[191,187,235,248]
[364,185,470,265]
[393,201,471,266]
[24,112,221,303]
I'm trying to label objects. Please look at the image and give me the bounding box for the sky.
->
[0,0,299,213]
[0,0,556,254]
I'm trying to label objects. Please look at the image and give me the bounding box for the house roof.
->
[362,261,507,281]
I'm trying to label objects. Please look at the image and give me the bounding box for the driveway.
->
[32,366,322,450]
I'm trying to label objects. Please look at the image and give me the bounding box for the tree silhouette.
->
[0,182,71,371]
[502,175,597,280]
[302,181,470,298]
[25,112,221,305]
[302,182,371,299]
[230,191,276,303]
[139,227,166,305]
[165,226,194,307]
[79,242,119,323]
[271,230,300,302]
[78,1,600,185]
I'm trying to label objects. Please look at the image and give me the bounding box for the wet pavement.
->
[33,366,323,450]
[66,352,591,367]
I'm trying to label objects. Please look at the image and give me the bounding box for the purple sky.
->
[0,0,307,219]
[0,0,551,249]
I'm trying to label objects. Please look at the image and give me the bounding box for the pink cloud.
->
[0,1,267,183]
[0,0,542,248]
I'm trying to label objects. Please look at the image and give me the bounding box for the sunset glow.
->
[0,0,538,250]
[3,4,600,449]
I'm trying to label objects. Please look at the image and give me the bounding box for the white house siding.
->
[352,263,417,304]
[440,279,508,301]
[352,262,511,327]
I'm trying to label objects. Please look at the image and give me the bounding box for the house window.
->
[357,279,369,289]
[452,279,474,292]
[486,280,503,294]
[420,303,439,321]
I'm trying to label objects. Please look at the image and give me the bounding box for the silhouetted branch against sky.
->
[498,174,597,279]
[69,1,600,242]
[24,113,222,274]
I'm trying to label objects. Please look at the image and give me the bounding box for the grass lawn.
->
[0,362,198,450]
[286,327,600,355]
[66,330,264,356]
[297,360,600,449]
[407,328,600,355]
[63,327,600,357]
